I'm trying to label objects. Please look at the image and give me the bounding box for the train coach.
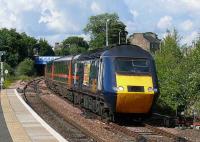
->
[45,44,159,121]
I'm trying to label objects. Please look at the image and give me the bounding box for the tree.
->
[20,32,37,59]
[55,36,88,56]
[180,36,200,115]
[62,36,89,49]
[0,28,38,67]
[155,29,184,113]
[68,44,87,55]
[84,13,127,49]
[36,39,55,56]
[16,58,35,76]
[0,28,22,67]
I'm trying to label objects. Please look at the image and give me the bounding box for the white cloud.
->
[130,9,139,17]
[2,0,41,14]
[90,1,102,14]
[43,11,79,33]
[157,16,172,30]
[38,1,80,33]
[181,0,200,11]
[0,2,18,29]
[182,31,198,45]
[180,20,193,31]
[157,0,200,15]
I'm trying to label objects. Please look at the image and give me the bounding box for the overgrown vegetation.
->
[16,58,35,76]
[155,29,200,116]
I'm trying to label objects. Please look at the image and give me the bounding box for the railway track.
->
[22,78,192,142]
[23,77,101,142]
[109,122,190,142]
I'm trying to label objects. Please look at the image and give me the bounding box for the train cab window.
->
[115,58,150,74]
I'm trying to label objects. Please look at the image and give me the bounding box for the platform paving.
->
[0,89,67,142]
[0,94,13,142]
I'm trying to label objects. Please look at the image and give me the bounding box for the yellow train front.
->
[101,45,159,118]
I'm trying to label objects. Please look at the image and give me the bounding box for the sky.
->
[0,0,199,46]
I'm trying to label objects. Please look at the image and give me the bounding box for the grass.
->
[3,75,34,89]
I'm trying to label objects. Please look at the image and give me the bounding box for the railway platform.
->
[0,89,67,142]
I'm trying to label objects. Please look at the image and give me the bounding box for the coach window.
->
[77,62,84,88]
[89,60,98,91]
[83,61,91,87]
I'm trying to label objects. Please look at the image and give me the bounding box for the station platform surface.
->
[0,89,67,142]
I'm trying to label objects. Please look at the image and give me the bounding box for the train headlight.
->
[148,87,153,92]
[117,86,124,91]
[113,86,124,91]
[154,88,158,93]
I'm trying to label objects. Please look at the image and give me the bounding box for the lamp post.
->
[106,19,110,47]
[125,31,128,44]
[0,51,5,93]
[118,30,121,45]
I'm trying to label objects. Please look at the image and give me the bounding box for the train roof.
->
[49,44,153,63]
[75,44,152,60]
[54,55,73,62]
[102,44,152,59]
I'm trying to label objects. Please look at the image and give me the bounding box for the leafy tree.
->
[0,28,52,67]
[55,36,88,56]
[180,37,200,115]
[16,58,35,76]
[62,36,89,49]
[20,32,37,58]
[155,29,183,113]
[0,28,22,67]
[84,13,127,49]
[54,47,71,56]
[68,44,87,55]
[36,39,55,56]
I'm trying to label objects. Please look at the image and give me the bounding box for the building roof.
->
[143,32,161,43]
[130,32,161,43]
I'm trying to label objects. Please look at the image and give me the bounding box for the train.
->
[45,44,159,121]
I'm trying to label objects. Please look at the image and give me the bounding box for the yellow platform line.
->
[0,93,31,142]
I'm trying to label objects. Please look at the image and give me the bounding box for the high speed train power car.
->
[45,44,159,121]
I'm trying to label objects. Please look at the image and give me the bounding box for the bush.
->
[4,62,14,76]
[16,58,35,76]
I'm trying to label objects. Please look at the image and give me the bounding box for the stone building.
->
[129,32,161,53]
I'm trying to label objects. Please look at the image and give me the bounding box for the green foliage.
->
[68,45,87,55]
[84,13,127,48]
[155,29,200,116]
[0,28,54,67]
[155,29,184,113]
[55,36,88,56]
[62,36,89,49]
[17,75,33,81]
[4,62,14,76]
[179,38,200,115]
[36,39,55,56]
[3,75,32,89]
[0,29,36,67]
[16,58,35,76]
[3,79,11,89]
